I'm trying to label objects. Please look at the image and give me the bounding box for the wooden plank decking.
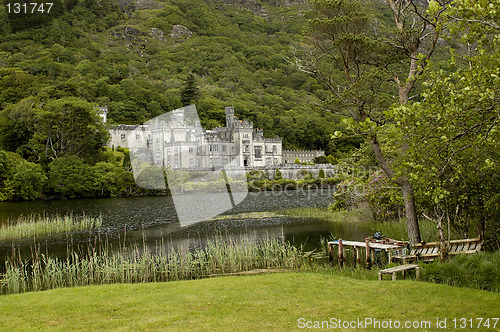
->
[328,238,406,268]
[328,240,403,250]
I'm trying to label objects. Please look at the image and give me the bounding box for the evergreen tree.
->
[180,73,200,106]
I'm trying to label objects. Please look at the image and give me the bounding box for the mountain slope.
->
[1,0,354,155]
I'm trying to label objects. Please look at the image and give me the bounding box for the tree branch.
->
[451,17,500,31]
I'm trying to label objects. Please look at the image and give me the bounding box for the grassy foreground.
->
[0,271,498,331]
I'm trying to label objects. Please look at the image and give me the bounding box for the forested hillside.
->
[0,0,361,157]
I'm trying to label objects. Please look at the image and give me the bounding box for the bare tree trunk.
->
[479,216,485,242]
[400,181,421,244]
[437,212,447,261]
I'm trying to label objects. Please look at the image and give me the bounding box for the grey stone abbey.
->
[108,106,283,169]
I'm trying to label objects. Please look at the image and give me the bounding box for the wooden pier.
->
[328,238,406,268]
[329,237,483,268]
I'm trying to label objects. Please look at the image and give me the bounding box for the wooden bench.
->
[393,238,482,263]
[378,264,420,281]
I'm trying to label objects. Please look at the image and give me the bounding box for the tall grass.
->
[0,214,102,241]
[372,218,461,242]
[285,207,463,243]
[283,207,372,223]
[421,251,500,292]
[284,206,471,243]
[312,265,379,280]
[0,235,309,295]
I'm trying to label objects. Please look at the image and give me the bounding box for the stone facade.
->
[108,106,283,169]
[282,149,325,163]
[94,105,108,123]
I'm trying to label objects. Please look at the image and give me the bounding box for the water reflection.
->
[0,189,374,260]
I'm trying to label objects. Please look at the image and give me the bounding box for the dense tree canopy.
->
[0,0,358,201]
[298,0,451,243]
[386,0,500,248]
[0,0,353,155]
[322,0,499,247]
[30,97,109,163]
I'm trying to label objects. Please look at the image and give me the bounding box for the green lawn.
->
[0,271,498,331]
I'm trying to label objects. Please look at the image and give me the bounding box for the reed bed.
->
[285,207,462,243]
[0,214,102,241]
[283,207,372,223]
[372,218,461,242]
[0,235,309,295]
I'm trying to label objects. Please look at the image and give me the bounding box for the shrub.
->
[422,251,500,292]
[330,176,365,212]
[361,170,403,221]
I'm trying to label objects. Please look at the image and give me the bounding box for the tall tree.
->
[0,97,38,156]
[28,97,109,164]
[293,0,450,243]
[386,0,500,248]
[180,73,200,106]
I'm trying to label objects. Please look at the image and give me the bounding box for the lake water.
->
[0,189,374,260]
